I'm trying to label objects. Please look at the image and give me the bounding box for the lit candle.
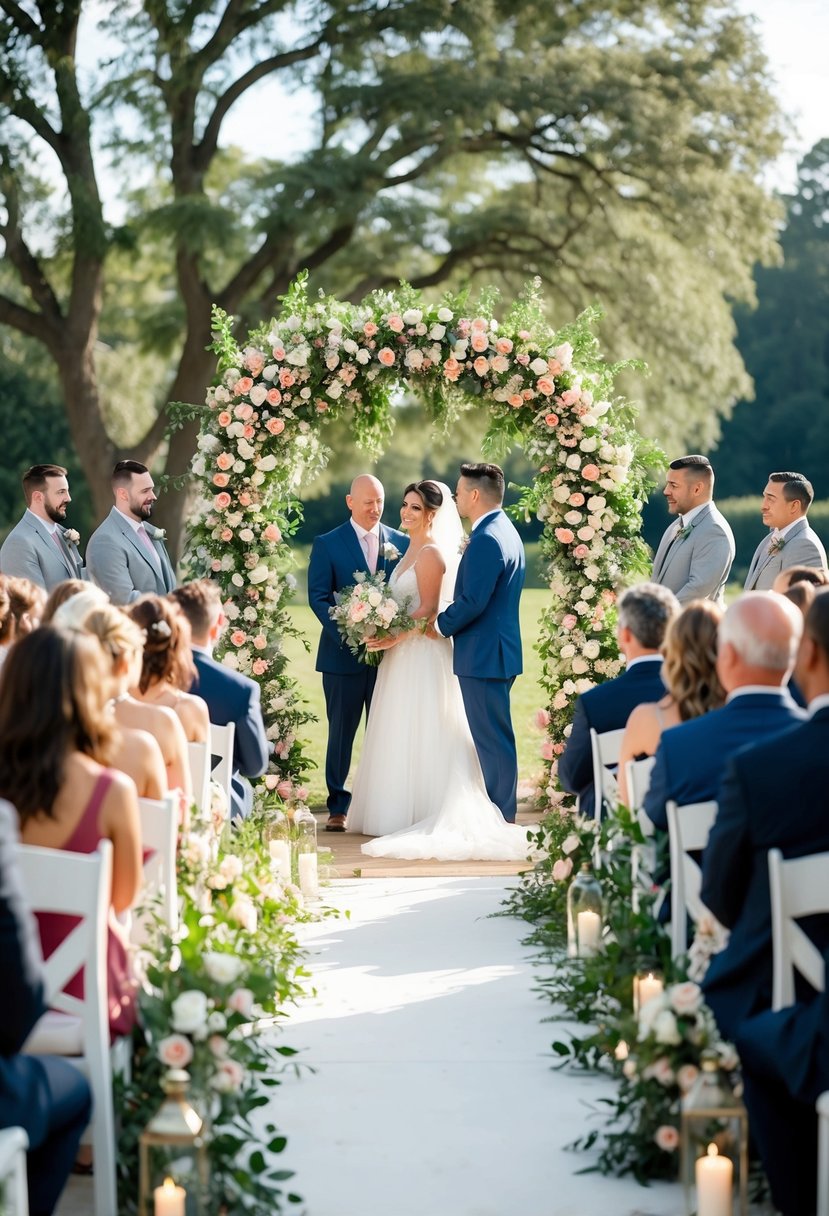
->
[154,1176,185,1216]
[268,838,291,881]
[614,1039,629,1061]
[298,852,319,899]
[577,909,601,955]
[634,971,664,1013]
[696,1143,732,1216]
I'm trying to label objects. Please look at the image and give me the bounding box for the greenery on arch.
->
[181,275,661,808]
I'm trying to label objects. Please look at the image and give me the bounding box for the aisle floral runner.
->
[175,273,661,815]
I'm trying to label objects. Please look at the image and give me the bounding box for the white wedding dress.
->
[346,560,531,861]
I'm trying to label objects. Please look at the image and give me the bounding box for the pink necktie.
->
[51,530,69,567]
[137,524,160,568]
[365,531,378,574]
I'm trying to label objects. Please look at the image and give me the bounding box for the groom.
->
[308,474,408,831]
[433,462,526,822]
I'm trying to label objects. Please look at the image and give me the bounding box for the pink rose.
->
[551,857,573,882]
[272,346,286,360]
[518,329,531,340]
[540,740,554,760]
[378,347,396,366]
[220,528,233,542]
[490,355,510,373]
[238,492,252,507]
[508,394,523,408]
[443,357,461,382]
[470,331,489,353]
[235,376,253,395]
[266,388,282,405]
[387,314,404,333]
[516,353,530,366]
[545,413,559,428]
[230,630,247,647]
[279,368,295,388]
[562,614,577,630]
[211,559,222,572]
[211,1059,245,1093]
[296,786,309,801]
[495,337,513,355]
[537,377,555,396]
[552,742,564,755]
[234,403,253,420]
[473,356,489,376]
[555,528,574,544]
[677,1064,699,1093]
[252,658,268,675]
[216,452,234,471]
[213,472,230,488]
[569,492,585,506]
[547,357,562,375]
[266,417,285,435]
[157,1034,194,1068]
[560,387,580,406]
[363,321,378,337]
[471,316,487,331]
[573,544,589,559]
[263,523,282,542]
[535,708,551,729]
[253,634,267,650]
[276,779,293,799]
[214,492,231,510]
[350,601,369,621]
[242,424,255,439]
[654,1125,680,1153]
[217,410,232,427]
[227,987,255,1017]
[245,351,265,376]
[582,465,600,481]
[208,1034,229,1059]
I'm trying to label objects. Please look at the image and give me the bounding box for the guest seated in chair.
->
[0,798,92,1216]
[127,595,210,744]
[618,600,724,805]
[558,582,679,816]
[0,576,45,673]
[702,589,829,1042]
[0,627,143,1038]
[170,580,269,821]
[642,592,804,833]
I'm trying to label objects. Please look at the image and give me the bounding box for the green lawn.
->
[283,588,550,807]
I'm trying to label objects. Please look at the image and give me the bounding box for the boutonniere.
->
[63,528,81,546]
[382,542,401,561]
[675,523,694,542]
[768,535,786,555]
[458,535,471,555]
[151,527,166,542]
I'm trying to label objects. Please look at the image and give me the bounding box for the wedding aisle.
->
[265,876,685,1216]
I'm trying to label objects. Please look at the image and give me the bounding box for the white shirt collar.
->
[626,654,663,669]
[808,693,829,717]
[677,502,709,529]
[726,684,789,702]
[26,507,57,535]
[116,507,147,534]
[774,518,805,540]
[351,519,380,542]
[471,509,500,532]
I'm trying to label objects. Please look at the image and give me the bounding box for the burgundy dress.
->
[35,770,137,1038]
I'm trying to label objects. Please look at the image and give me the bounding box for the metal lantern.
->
[680,1050,748,1216]
[138,1069,208,1216]
[293,807,319,899]
[263,809,291,882]
[566,862,603,958]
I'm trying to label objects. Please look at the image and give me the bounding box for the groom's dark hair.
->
[460,462,504,503]
[669,454,713,489]
[769,472,814,512]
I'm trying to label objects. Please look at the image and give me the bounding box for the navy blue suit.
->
[308,520,408,818]
[436,509,525,822]
[701,705,829,1044]
[191,649,269,820]
[0,801,92,1216]
[559,657,665,816]
[643,689,804,832]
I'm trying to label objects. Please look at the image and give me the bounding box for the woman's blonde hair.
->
[662,600,725,721]
[83,604,146,669]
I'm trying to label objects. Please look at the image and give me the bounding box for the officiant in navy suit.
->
[0,464,86,591]
[433,463,525,823]
[308,474,407,831]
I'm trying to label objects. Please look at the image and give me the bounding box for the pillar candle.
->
[696,1144,732,1216]
[634,971,664,1013]
[268,838,291,881]
[577,909,601,955]
[154,1177,185,1216]
[298,852,319,899]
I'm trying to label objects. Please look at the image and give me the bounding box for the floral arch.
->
[181,274,657,811]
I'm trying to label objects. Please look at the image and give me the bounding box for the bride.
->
[346,479,531,861]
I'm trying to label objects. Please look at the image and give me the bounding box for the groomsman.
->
[651,455,735,605]
[308,475,408,831]
[744,471,827,590]
[435,463,525,823]
[87,460,176,604]
[0,464,85,590]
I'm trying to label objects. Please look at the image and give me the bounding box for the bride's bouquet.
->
[330,571,416,666]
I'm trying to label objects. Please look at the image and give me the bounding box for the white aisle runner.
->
[265,876,683,1216]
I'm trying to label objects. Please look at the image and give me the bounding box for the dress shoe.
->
[325,814,347,832]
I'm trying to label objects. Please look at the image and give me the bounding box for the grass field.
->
[283,588,550,808]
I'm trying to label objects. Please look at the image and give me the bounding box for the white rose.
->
[566,454,581,470]
[367,590,383,607]
[553,342,573,370]
[263,364,277,381]
[227,987,255,1016]
[599,443,615,461]
[248,564,270,585]
[405,348,424,370]
[238,528,254,543]
[203,952,245,985]
[652,1010,682,1045]
[559,643,576,659]
[232,460,245,474]
[327,379,343,399]
[583,640,600,660]
[609,465,628,485]
[236,438,255,460]
[572,657,588,674]
[171,990,209,1036]
[437,307,453,322]
[230,573,244,588]
[402,308,422,325]
[553,485,570,503]
[577,526,595,541]
[561,833,580,855]
[192,457,206,477]
[286,343,310,365]
[356,348,371,364]
[669,981,703,1017]
[300,386,311,399]
[249,384,267,406]
[579,436,598,452]
[530,357,548,376]
[229,895,257,935]
[428,323,446,340]
[593,400,610,417]
[343,338,358,355]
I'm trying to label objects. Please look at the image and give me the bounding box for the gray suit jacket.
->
[651,501,735,606]
[0,511,85,591]
[87,507,176,605]
[744,518,827,590]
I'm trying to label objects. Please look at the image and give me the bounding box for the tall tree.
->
[0,0,785,551]
[711,138,829,496]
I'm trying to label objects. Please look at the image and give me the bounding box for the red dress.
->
[35,770,137,1038]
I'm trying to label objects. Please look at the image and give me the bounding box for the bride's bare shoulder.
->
[420,544,446,570]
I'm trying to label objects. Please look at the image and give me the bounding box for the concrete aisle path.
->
[268,877,684,1216]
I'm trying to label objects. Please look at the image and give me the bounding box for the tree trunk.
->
[55,337,117,522]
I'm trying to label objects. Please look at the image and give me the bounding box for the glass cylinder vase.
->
[680,1050,748,1216]
[263,810,291,883]
[293,807,319,899]
[566,862,603,958]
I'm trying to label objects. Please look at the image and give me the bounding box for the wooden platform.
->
[314,805,543,879]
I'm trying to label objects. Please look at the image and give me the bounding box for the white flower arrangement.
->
[382,541,401,561]
[63,528,81,545]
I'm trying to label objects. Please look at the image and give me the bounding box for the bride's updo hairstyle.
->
[404,479,444,518]
[126,594,194,693]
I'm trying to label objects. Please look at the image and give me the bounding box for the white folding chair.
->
[135,793,179,943]
[665,799,718,959]
[209,722,235,825]
[16,842,117,1216]
[0,1127,29,1216]
[625,756,656,912]
[187,740,210,814]
[818,1090,829,1216]
[589,726,625,823]
[768,848,829,1012]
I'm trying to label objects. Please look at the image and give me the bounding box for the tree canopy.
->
[0,0,786,549]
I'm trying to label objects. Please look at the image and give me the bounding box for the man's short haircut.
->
[669,454,714,488]
[617,582,680,650]
[112,459,149,490]
[719,593,802,671]
[805,588,829,664]
[22,464,68,506]
[460,462,505,503]
[169,580,222,638]
[769,471,814,512]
